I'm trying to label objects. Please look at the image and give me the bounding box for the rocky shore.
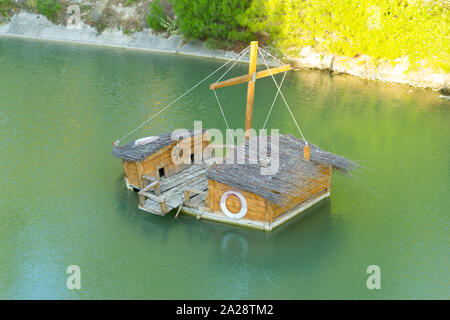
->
[0,1,448,91]
[0,12,255,62]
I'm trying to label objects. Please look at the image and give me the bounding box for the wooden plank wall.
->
[207,165,331,223]
[208,180,267,222]
[270,165,332,218]
[123,160,140,187]
[123,133,210,189]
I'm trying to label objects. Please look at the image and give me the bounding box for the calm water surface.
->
[0,38,448,299]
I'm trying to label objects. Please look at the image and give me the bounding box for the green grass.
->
[241,0,449,72]
[0,0,15,17]
[146,0,167,32]
[4,0,448,73]
[35,0,62,23]
[171,0,254,48]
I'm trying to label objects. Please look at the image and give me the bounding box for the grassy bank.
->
[150,0,448,73]
[1,0,448,73]
[242,0,449,73]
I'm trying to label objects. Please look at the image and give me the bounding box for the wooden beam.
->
[245,41,258,139]
[140,180,160,193]
[142,175,158,183]
[160,201,167,214]
[138,191,164,202]
[303,145,311,161]
[209,64,291,90]
[184,190,190,203]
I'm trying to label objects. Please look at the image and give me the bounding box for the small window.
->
[158,167,165,178]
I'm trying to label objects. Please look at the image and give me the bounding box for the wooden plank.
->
[140,199,174,215]
[142,175,158,183]
[265,199,274,225]
[123,161,140,187]
[138,191,164,202]
[245,41,258,139]
[159,166,206,192]
[207,180,214,210]
[209,180,267,221]
[160,201,167,214]
[271,181,329,218]
[139,193,144,208]
[209,65,291,90]
[185,189,208,196]
[184,193,206,209]
[303,144,311,160]
[164,176,207,201]
[164,177,207,208]
[189,194,205,207]
[141,180,160,192]
[137,162,144,188]
[139,165,208,214]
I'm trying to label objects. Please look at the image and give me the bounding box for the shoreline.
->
[1,12,448,91]
[0,13,275,65]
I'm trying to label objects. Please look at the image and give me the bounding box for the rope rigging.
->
[258,48,308,145]
[115,44,308,147]
[212,46,251,141]
[115,45,250,145]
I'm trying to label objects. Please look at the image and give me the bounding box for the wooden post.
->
[137,162,144,188]
[245,41,258,139]
[208,41,292,140]
[160,201,167,214]
[155,183,160,195]
[184,190,190,203]
[303,144,311,160]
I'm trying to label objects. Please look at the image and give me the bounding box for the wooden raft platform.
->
[138,164,208,215]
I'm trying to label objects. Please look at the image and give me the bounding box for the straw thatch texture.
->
[112,130,205,162]
[206,134,356,205]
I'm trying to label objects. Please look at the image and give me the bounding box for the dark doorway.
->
[158,167,165,178]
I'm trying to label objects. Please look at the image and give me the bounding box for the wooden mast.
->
[209,41,291,139]
[244,41,258,139]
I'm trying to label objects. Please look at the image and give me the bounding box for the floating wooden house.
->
[113,41,355,231]
[113,130,210,191]
[203,134,338,230]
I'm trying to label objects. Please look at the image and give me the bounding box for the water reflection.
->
[1,38,448,299]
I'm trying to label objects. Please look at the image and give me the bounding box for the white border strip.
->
[182,192,330,231]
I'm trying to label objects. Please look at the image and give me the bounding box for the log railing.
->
[183,189,208,209]
[138,176,167,214]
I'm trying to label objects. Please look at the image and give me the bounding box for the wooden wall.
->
[207,164,332,224]
[207,180,267,222]
[122,133,209,189]
[270,164,332,218]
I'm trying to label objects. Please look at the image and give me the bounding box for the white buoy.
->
[134,136,159,146]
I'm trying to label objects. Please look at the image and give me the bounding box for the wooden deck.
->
[136,162,330,231]
[138,164,208,215]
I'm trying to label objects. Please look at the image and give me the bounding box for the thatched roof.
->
[112,130,205,162]
[206,134,356,205]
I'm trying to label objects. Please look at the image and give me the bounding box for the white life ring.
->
[220,191,248,219]
[134,136,159,146]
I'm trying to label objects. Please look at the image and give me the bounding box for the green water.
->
[0,38,448,299]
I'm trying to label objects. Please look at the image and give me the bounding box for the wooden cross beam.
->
[209,41,291,139]
[209,65,291,90]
